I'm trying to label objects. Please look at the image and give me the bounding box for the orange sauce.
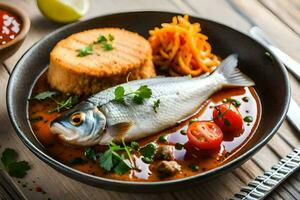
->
[28,72,261,182]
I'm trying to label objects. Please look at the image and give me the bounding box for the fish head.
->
[50,102,106,146]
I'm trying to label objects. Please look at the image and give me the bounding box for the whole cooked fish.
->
[50,55,254,146]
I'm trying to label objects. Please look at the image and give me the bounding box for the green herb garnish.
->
[158,134,168,143]
[103,43,113,51]
[189,118,198,124]
[49,95,79,113]
[31,91,59,101]
[141,157,152,164]
[139,142,157,159]
[130,141,139,150]
[98,141,133,174]
[114,86,125,103]
[153,99,160,113]
[175,143,184,150]
[223,98,241,107]
[1,148,30,178]
[84,148,99,161]
[77,34,114,57]
[243,116,253,123]
[77,45,93,57]
[189,164,199,171]
[113,85,152,105]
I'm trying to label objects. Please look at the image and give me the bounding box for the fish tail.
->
[212,54,255,87]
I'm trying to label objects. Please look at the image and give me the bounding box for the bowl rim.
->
[6,10,291,189]
[0,2,30,50]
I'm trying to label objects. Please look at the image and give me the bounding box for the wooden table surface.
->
[0,0,300,199]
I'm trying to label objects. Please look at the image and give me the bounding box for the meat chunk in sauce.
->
[154,145,175,161]
[156,161,181,178]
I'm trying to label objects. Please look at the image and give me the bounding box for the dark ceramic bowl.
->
[0,2,30,62]
[7,11,290,192]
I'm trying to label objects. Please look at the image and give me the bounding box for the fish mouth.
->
[50,122,79,142]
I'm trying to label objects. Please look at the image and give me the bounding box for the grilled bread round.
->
[48,28,156,95]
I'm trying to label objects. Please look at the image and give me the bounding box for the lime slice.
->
[37,0,90,23]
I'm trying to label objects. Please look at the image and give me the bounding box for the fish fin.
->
[212,54,255,87]
[106,121,133,141]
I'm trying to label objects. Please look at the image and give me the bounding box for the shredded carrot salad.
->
[148,15,220,76]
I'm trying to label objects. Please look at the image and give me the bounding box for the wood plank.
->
[259,0,300,36]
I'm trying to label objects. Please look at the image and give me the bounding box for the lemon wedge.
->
[37,0,90,23]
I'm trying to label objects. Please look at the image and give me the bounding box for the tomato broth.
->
[28,72,261,182]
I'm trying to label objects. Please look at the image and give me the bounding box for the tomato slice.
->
[213,102,243,134]
[187,121,223,150]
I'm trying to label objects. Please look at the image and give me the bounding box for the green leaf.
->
[97,35,107,43]
[136,85,152,99]
[158,134,168,143]
[103,43,113,51]
[108,34,114,41]
[153,99,160,113]
[132,85,152,104]
[1,148,17,167]
[114,86,125,103]
[77,45,93,57]
[84,148,98,161]
[225,98,241,107]
[112,153,130,175]
[99,150,114,171]
[7,161,30,178]
[244,116,253,123]
[130,141,139,150]
[49,95,79,113]
[32,91,58,101]
[140,142,157,158]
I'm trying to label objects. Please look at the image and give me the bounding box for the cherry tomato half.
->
[213,103,243,134]
[187,121,223,150]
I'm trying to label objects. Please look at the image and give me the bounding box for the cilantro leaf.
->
[114,86,125,103]
[1,148,31,178]
[140,142,157,158]
[99,150,114,171]
[1,148,17,167]
[113,156,130,175]
[133,85,152,104]
[153,99,160,113]
[8,161,30,178]
[32,91,58,101]
[77,45,93,57]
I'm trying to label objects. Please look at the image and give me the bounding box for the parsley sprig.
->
[77,34,114,57]
[0,148,30,178]
[114,85,152,105]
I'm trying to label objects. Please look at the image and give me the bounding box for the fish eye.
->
[70,112,85,126]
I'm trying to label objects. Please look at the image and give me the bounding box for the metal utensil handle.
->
[231,147,300,200]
